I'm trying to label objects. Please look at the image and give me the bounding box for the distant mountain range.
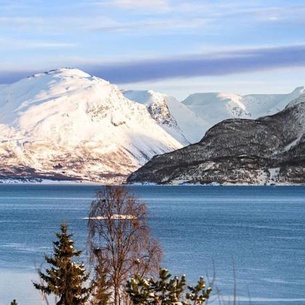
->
[123,87,305,143]
[1,68,305,184]
[128,95,305,185]
[182,87,305,127]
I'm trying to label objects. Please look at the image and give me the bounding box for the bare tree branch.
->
[88,186,162,305]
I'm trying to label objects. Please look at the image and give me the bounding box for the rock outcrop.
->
[128,96,305,185]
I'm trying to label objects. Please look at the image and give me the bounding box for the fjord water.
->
[1,185,305,305]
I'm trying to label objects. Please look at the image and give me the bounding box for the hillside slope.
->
[123,90,209,144]
[0,68,183,183]
[182,87,305,128]
[128,94,305,185]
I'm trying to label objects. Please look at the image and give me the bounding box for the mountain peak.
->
[122,89,209,144]
[30,68,93,79]
[0,68,183,183]
[292,86,305,92]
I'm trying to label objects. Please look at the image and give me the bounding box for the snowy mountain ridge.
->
[122,89,210,144]
[0,67,305,183]
[128,96,305,185]
[0,68,183,183]
[182,87,305,128]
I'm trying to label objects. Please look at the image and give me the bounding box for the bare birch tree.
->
[88,186,162,305]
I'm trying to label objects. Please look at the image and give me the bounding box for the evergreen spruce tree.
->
[33,223,91,305]
[126,268,212,305]
[127,269,185,305]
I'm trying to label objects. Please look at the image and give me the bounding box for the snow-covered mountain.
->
[128,94,305,185]
[122,90,209,144]
[123,87,305,144]
[1,67,305,184]
[0,68,183,183]
[182,87,305,128]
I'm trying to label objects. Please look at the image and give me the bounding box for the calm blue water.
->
[0,185,305,305]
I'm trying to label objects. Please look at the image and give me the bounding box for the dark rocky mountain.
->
[127,96,305,185]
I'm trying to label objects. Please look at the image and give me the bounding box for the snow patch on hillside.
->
[123,90,209,143]
[182,87,305,128]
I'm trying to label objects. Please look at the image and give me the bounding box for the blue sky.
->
[1,0,305,99]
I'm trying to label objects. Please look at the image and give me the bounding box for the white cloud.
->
[87,0,169,10]
[91,17,207,32]
[251,5,305,24]
[0,38,76,50]
[113,0,168,8]
[0,1,28,11]
[0,17,44,26]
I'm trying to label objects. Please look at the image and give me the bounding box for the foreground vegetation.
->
[19,186,212,305]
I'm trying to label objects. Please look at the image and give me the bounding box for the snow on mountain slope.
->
[285,89,305,109]
[182,93,251,127]
[0,69,183,183]
[128,99,305,185]
[242,86,305,117]
[122,90,210,144]
[1,68,304,183]
[182,87,305,128]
